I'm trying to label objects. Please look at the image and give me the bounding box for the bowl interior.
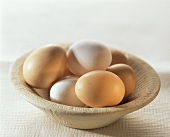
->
[10,45,161,115]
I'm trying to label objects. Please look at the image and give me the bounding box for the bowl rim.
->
[9,45,161,115]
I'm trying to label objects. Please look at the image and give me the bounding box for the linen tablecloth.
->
[1,0,170,136]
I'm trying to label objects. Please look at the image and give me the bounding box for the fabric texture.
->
[1,0,170,136]
[1,62,170,137]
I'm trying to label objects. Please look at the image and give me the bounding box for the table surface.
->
[1,0,170,136]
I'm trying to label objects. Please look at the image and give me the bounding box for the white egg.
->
[50,77,85,107]
[67,40,112,76]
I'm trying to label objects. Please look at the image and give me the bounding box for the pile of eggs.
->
[23,40,136,108]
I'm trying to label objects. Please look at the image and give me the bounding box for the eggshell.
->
[75,70,125,108]
[110,49,128,65]
[23,46,67,89]
[107,64,136,102]
[50,77,85,107]
[67,40,112,76]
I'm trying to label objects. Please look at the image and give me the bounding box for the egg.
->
[67,40,112,76]
[110,49,128,65]
[23,46,67,89]
[50,77,85,107]
[107,64,136,102]
[75,70,125,108]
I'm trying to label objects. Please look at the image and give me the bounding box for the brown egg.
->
[107,64,136,102]
[75,70,125,108]
[23,46,67,89]
[110,49,128,65]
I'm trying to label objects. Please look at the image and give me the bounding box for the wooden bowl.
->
[9,44,160,129]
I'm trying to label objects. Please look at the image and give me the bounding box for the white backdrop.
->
[1,0,170,71]
[1,0,170,137]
